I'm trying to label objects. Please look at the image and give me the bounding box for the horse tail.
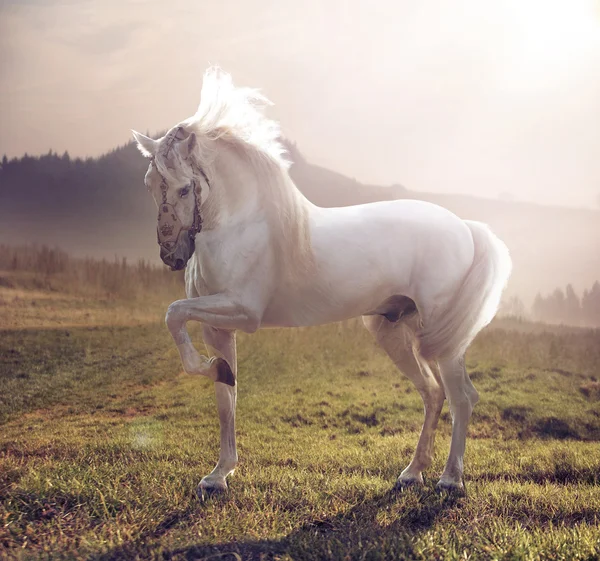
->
[417,220,512,360]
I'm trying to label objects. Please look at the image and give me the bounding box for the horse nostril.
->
[175,259,184,270]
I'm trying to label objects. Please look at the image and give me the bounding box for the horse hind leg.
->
[363,314,445,487]
[436,354,479,491]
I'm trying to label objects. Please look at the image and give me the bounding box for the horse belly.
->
[260,287,396,327]
[261,245,413,327]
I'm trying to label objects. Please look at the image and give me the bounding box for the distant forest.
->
[502,283,600,328]
[0,146,149,219]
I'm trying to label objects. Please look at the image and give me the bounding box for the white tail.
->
[417,221,512,360]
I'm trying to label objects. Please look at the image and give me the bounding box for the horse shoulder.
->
[189,222,276,317]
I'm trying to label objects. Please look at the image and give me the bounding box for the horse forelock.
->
[153,126,190,177]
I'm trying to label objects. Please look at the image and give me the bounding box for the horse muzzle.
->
[157,201,197,271]
[160,233,195,271]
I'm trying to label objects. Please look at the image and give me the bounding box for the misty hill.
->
[1,142,598,302]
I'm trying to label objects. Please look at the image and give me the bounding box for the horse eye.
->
[179,184,191,198]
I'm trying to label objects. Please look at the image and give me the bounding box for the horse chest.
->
[190,255,231,295]
[191,221,272,296]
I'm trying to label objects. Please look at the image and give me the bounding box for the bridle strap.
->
[151,159,208,255]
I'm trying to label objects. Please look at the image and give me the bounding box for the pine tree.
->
[564,284,581,325]
[532,292,546,322]
[502,295,527,319]
[589,281,600,325]
[581,282,600,327]
[549,288,566,324]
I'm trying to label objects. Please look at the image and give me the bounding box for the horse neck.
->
[208,142,263,226]
[209,139,311,227]
[206,140,315,284]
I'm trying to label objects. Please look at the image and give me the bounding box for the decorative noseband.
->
[152,159,209,258]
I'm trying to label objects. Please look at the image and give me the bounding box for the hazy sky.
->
[1,0,600,208]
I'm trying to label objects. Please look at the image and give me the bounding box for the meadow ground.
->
[1,276,600,560]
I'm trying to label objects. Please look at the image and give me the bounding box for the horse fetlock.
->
[198,460,237,498]
[438,459,464,490]
[217,457,238,474]
[177,342,212,376]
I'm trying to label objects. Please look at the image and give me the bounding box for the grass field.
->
[1,276,600,560]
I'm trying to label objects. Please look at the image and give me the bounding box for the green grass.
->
[1,294,600,559]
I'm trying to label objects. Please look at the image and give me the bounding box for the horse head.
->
[132,127,210,271]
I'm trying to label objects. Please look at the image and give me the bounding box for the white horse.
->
[132,67,512,495]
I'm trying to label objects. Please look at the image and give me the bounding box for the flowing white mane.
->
[182,67,290,169]
[173,67,314,287]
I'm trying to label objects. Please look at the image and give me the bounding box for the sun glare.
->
[502,0,600,90]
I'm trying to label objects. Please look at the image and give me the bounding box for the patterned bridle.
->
[151,127,210,259]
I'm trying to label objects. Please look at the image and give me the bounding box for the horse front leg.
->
[198,326,238,495]
[165,293,259,386]
[165,294,261,495]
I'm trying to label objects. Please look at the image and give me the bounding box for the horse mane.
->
[182,66,289,169]
[179,67,315,285]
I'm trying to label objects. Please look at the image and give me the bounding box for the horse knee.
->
[447,391,475,422]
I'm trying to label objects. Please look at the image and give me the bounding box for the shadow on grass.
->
[97,487,464,561]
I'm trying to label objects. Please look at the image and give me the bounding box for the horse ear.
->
[131,130,158,158]
[180,132,197,159]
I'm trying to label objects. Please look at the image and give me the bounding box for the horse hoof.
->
[394,476,423,491]
[197,477,228,501]
[435,480,465,495]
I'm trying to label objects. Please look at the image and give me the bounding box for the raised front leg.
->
[165,293,260,386]
[198,326,238,495]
